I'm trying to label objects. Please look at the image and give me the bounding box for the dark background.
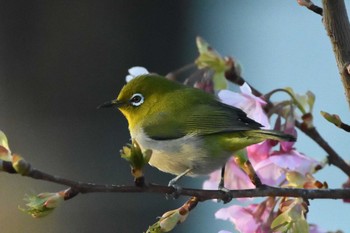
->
[0,1,219,232]
[1,1,349,232]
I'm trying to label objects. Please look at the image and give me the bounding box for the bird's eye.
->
[129,93,144,106]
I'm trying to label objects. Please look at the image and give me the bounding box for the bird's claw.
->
[166,169,191,199]
[219,187,232,204]
[168,177,178,187]
[166,182,182,199]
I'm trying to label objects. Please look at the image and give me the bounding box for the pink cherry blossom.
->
[246,141,272,165]
[215,203,273,233]
[203,157,254,191]
[253,150,320,186]
[309,224,326,233]
[252,157,286,186]
[218,83,270,128]
[280,115,297,152]
[269,150,319,175]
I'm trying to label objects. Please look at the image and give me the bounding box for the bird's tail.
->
[248,129,296,142]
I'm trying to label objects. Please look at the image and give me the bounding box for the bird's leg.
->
[218,165,227,190]
[168,168,192,187]
[218,164,232,203]
[167,168,192,199]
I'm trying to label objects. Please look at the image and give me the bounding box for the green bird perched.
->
[99,74,296,187]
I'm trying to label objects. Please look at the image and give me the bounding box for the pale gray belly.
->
[133,130,229,176]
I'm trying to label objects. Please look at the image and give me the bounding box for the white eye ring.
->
[129,93,144,106]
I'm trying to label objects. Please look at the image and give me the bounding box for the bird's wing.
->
[185,102,263,135]
[142,111,188,140]
[143,102,263,140]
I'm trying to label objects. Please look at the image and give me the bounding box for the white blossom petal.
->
[125,66,149,82]
[240,82,253,95]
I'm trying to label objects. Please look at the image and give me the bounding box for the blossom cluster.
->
[125,53,329,232]
[193,37,327,233]
[0,131,67,217]
[203,83,325,233]
[124,62,326,232]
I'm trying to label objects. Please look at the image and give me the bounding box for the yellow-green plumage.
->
[101,74,295,177]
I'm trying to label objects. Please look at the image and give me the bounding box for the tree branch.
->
[68,182,350,201]
[225,66,350,177]
[295,121,350,177]
[340,122,350,132]
[323,0,350,108]
[2,163,350,202]
[321,111,350,132]
[297,0,323,16]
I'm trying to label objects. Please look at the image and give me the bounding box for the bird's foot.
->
[165,169,192,199]
[218,177,225,191]
[217,164,233,203]
[168,177,178,187]
[166,179,182,199]
[218,186,232,204]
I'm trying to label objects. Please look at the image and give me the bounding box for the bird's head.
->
[98,74,184,129]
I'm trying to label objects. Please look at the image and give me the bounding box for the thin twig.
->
[321,111,350,133]
[297,0,323,16]
[224,66,350,178]
[295,121,350,177]
[74,183,350,201]
[340,122,350,132]
[2,165,348,202]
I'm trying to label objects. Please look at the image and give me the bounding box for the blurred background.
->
[0,0,349,232]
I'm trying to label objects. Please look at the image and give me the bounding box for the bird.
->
[99,74,295,187]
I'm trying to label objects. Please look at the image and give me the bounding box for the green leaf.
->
[212,71,227,91]
[271,211,291,232]
[20,192,63,218]
[0,130,10,152]
[195,37,230,90]
[285,171,305,188]
[146,222,163,233]
[271,198,309,233]
[120,140,152,170]
[146,208,189,233]
[0,130,12,161]
[306,91,315,112]
[292,219,309,233]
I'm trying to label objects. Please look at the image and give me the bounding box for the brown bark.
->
[323,0,350,109]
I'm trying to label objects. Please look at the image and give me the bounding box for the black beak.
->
[97,99,122,109]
